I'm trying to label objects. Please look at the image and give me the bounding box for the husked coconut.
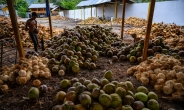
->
[16,76,27,84]
[174,83,184,90]
[18,70,27,77]
[157,73,165,80]
[140,77,149,85]
[33,70,39,78]
[33,65,39,71]
[44,72,51,78]
[176,72,184,80]
[154,85,163,91]
[165,80,175,88]
[163,86,173,95]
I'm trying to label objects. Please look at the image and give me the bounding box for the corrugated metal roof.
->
[76,0,134,7]
[28,3,57,9]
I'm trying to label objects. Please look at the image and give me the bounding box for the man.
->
[25,12,39,52]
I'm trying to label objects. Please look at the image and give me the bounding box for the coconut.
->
[0,84,9,91]
[111,81,119,87]
[78,93,92,107]
[44,72,51,78]
[163,86,173,95]
[90,102,104,110]
[125,81,134,91]
[83,80,92,87]
[147,99,159,110]
[52,105,64,110]
[103,83,116,94]
[100,90,105,95]
[133,101,145,110]
[104,70,113,80]
[122,95,134,105]
[33,79,41,87]
[136,86,149,94]
[73,82,82,87]
[65,91,77,102]
[60,79,71,89]
[100,78,110,87]
[82,91,92,97]
[39,85,48,93]
[72,65,80,73]
[76,85,87,94]
[148,92,158,101]
[79,77,86,84]
[134,92,148,103]
[16,76,27,85]
[70,78,79,85]
[115,87,126,98]
[110,93,122,108]
[58,70,65,76]
[74,104,86,110]
[99,94,112,107]
[87,83,99,91]
[90,88,100,99]
[117,82,127,90]
[91,78,101,85]
[67,87,76,92]
[56,91,66,101]
[63,101,75,110]
[126,90,135,98]
[18,70,27,77]
[28,87,39,99]
[122,105,133,110]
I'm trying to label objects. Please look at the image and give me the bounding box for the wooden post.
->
[47,0,53,37]
[84,7,85,20]
[120,0,126,39]
[74,9,75,19]
[147,2,151,21]
[91,6,92,18]
[142,0,156,61]
[81,8,82,19]
[102,4,104,20]
[114,0,118,19]
[96,6,98,17]
[6,0,25,58]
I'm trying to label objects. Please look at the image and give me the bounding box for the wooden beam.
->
[6,0,25,58]
[120,0,126,39]
[96,6,98,17]
[147,2,151,21]
[47,0,53,37]
[91,6,92,18]
[142,0,156,61]
[81,8,82,19]
[102,4,105,20]
[114,0,118,19]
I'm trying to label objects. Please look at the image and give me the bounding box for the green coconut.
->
[147,99,159,110]
[110,93,122,108]
[129,56,136,63]
[78,93,92,107]
[125,81,134,91]
[76,85,87,94]
[92,88,100,99]
[104,70,113,80]
[111,81,119,87]
[122,105,133,110]
[74,104,86,110]
[126,90,135,98]
[28,87,39,99]
[136,86,149,94]
[52,105,64,110]
[63,101,75,110]
[87,83,99,91]
[99,94,112,107]
[56,91,66,101]
[73,82,82,87]
[117,82,127,90]
[72,65,80,73]
[103,83,116,94]
[115,87,126,98]
[122,95,134,105]
[133,101,145,110]
[90,102,104,110]
[65,91,77,102]
[60,79,71,89]
[134,92,148,103]
[148,92,158,101]
[100,78,110,87]
[83,80,92,87]
[100,90,105,95]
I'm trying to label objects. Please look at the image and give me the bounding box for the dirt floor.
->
[0,18,183,110]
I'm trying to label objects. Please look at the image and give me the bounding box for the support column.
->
[91,6,92,18]
[6,0,25,58]
[102,4,105,20]
[142,0,156,61]
[96,6,98,17]
[114,1,118,19]
[120,0,126,39]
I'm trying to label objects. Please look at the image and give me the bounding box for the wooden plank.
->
[147,2,151,21]
[120,0,126,39]
[6,0,25,58]
[142,0,156,61]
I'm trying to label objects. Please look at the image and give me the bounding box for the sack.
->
[33,28,39,34]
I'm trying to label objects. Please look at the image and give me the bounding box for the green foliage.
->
[18,6,27,18]
[0,0,6,4]
[58,0,82,10]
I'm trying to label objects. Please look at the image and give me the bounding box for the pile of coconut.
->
[0,56,50,91]
[28,70,160,110]
[127,54,184,100]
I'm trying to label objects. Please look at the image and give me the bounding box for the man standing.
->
[25,12,39,52]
